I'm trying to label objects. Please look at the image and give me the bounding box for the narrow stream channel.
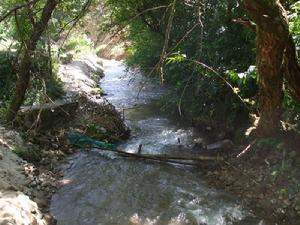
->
[50,60,267,225]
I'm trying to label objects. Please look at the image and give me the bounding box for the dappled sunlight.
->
[58,178,73,186]
[0,137,13,150]
[129,212,196,225]
[129,213,159,225]
[121,116,195,154]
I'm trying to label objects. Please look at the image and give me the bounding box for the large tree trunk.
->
[283,36,300,102]
[243,0,291,136]
[255,29,285,136]
[6,0,58,122]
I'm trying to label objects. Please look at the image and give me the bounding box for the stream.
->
[50,60,267,225]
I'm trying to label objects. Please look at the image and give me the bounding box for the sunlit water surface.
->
[50,60,267,225]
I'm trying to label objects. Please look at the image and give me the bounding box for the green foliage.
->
[289,1,300,47]
[60,33,93,57]
[283,1,300,129]
[0,0,299,133]
[226,67,258,99]
[0,47,64,111]
[256,137,283,149]
[160,60,250,129]
[105,0,256,129]
[13,145,42,162]
[126,23,163,70]
[283,91,300,129]
[256,137,300,197]
[166,52,186,65]
[23,47,65,104]
[0,51,16,105]
[0,0,81,109]
[104,0,300,132]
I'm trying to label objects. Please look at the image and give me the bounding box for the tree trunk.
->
[255,29,284,136]
[6,0,58,122]
[243,0,291,136]
[283,36,300,102]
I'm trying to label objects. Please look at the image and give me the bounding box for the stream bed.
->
[50,60,267,225]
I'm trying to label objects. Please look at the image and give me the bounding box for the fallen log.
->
[84,146,224,166]
[120,152,224,162]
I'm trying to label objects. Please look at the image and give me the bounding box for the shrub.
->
[0,51,16,105]
[13,145,42,163]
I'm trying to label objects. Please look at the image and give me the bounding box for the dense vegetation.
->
[104,0,300,136]
[0,0,300,136]
[0,0,93,120]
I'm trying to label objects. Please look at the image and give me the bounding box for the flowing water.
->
[50,60,267,225]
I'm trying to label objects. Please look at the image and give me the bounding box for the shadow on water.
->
[50,59,268,225]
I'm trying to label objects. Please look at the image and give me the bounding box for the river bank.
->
[0,54,129,225]
[203,131,300,225]
[168,108,300,224]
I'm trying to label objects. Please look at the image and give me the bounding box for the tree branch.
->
[232,18,256,32]
[0,0,40,23]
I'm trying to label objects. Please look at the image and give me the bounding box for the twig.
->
[158,0,176,83]
[136,60,161,98]
[169,22,201,53]
[189,59,248,107]
[14,10,27,51]
[237,140,257,158]
[105,5,172,42]
[44,94,71,116]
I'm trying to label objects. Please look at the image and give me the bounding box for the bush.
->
[159,60,250,130]
[126,23,163,71]
[0,47,64,113]
[60,33,94,58]
[283,92,300,129]
[0,51,16,105]
[13,145,42,163]
[25,48,65,104]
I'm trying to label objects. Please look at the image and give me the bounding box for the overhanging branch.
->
[0,0,40,23]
